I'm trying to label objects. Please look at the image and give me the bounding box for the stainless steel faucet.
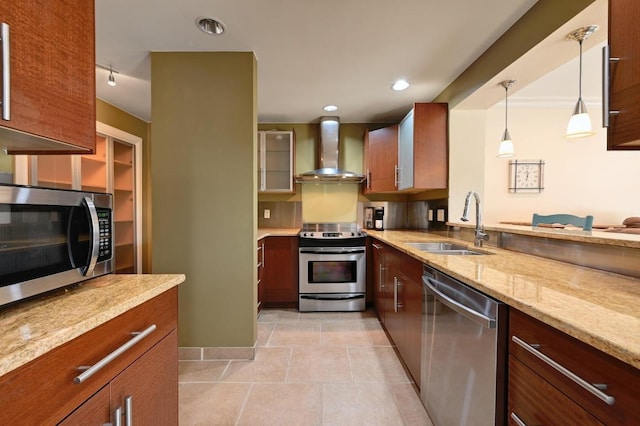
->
[461,191,489,247]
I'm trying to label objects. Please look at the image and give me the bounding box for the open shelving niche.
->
[13,122,143,274]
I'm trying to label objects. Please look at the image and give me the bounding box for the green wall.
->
[151,52,257,348]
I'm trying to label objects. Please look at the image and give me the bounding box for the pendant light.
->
[565,25,598,139]
[497,79,516,158]
[96,64,119,87]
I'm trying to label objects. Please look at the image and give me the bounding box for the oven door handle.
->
[300,248,365,254]
[300,294,365,301]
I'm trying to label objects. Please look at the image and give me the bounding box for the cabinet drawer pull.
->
[124,396,133,426]
[1,23,9,121]
[512,335,615,406]
[113,406,122,426]
[602,45,620,128]
[74,324,157,384]
[510,412,527,426]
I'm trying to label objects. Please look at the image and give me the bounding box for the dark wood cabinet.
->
[399,103,448,191]
[0,0,95,153]
[0,289,178,425]
[363,125,398,193]
[263,236,298,307]
[257,238,265,313]
[363,103,448,194]
[606,0,640,149]
[370,238,422,386]
[508,309,640,425]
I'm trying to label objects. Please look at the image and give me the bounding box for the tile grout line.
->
[234,382,254,426]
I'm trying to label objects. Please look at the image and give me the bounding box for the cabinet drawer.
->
[509,309,640,425]
[0,287,177,425]
[509,356,603,425]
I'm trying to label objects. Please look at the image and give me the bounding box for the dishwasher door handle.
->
[423,276,495,329]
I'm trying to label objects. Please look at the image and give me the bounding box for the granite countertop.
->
[0,274,186,377]
[258,228,300,239]
[452,222,640,249]
[366,229,640,370]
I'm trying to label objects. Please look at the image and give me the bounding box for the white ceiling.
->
[95,0,540,123]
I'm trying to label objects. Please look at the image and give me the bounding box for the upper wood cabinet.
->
[606,0,640,150]
[398,103,448,191]
[0,0,95,154]
[258,130,295,193]
[363,125,398,193]
[363,103,448,194]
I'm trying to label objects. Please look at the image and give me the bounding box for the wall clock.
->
[508,159,544,193]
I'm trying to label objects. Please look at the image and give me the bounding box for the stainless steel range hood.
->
[295,117,365,183]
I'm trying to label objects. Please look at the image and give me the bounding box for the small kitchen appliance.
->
[0,184,114,308]
[364,207,374,229]
[298,222,366,312]
[374,207,384,230]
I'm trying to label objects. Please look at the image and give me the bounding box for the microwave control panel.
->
[97,209,113,261]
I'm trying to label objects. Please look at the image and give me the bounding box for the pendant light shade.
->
[565,25,598,139]
[497,80,516,158]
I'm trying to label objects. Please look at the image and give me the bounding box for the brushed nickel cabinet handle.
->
[602,45,620,128]
[512,335,615,405]
[510,412,527,426]
[1,23,10,121]
[113,406,122,426]
[74,324,157,384]
[124,396,133,426]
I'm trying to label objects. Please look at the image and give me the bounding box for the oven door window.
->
[308,260,357,284]
[0,204,91,286]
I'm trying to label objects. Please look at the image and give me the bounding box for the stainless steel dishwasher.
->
[421,265,507,426]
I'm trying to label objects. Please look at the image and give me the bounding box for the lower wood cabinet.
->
[263,236,299,308]
[370,238,422,386]
[508,309,640,425]
[0,288,178,425]
[257,238,265,314]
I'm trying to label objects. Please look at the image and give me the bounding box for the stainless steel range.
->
[298,223,367,312]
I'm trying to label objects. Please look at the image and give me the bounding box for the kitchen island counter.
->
[0,274,186,377]
[366,229,640,370]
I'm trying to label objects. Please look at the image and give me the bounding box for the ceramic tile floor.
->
[179,308,433,425]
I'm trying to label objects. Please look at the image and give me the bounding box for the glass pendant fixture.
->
[565,25,598,139]
[497,79,516,158]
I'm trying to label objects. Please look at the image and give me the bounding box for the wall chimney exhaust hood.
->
[295,117,365,183]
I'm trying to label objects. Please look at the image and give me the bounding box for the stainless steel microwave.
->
[0,184,114,308]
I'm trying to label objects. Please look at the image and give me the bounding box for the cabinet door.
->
[370,241,386,323]
[110,331,178,426]
[509,356,604,426]
[258,131,295,193]
[257,239,265,313]
[364,126,398,193]
[397,109,414,190]
[0,0,95,153]
[607,0,640,149]
[412,103,448,190]
[58,385,111,426]
[264,236,299,306]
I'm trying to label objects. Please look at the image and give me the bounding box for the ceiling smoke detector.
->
[196,17,225,35]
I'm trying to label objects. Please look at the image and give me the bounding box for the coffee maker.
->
[373,207,384,230]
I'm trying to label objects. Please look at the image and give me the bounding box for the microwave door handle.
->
[83,197,100,276]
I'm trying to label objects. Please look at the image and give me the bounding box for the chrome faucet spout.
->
[461,191,489,247]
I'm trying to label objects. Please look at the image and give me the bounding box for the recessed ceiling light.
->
[392,79,410,91]
[323,105,338,112]
[196,17,225,35]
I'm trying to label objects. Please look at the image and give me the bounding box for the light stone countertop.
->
[0,274,186,377]
[257,228,300,239]
[452,222,640,249]
[366,229,640,370]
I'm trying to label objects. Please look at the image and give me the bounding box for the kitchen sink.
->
[404,241,490,255]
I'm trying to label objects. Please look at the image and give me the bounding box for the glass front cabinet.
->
[257,130,295,193]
